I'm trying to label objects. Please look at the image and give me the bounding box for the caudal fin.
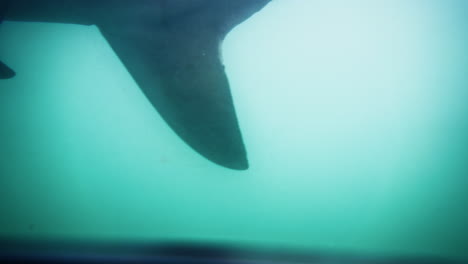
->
[0,60,15,79]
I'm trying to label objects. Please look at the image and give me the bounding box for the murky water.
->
[1,0,467,261]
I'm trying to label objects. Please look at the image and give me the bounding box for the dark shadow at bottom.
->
[0,239,464,264]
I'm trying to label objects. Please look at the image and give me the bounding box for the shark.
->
[0,0,272,170]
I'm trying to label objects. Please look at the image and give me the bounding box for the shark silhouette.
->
[0,0,272,170]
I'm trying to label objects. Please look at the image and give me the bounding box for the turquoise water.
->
[1,0,468,261]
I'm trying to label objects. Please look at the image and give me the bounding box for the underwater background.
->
[1,0,468,261]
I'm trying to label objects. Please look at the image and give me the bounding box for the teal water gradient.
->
[1,0,468,261]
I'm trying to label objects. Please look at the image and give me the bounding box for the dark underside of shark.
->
[0,0,272,170]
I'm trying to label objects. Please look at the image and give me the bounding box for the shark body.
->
[0,0,272,170]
